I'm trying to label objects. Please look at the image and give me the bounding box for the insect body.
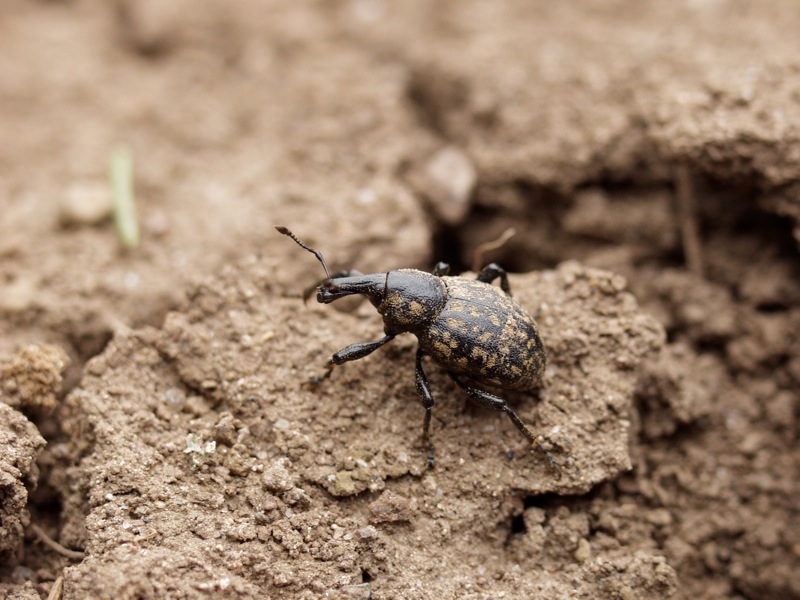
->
[276,226,558,473]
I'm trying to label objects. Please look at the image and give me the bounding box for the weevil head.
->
[320,269,447,335]
[276,228,447,335]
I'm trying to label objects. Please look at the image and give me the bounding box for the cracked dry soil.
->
[1,1,800,599]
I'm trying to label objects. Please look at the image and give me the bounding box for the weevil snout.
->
[317,273,387,306]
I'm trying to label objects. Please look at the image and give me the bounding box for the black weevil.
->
[276,226,559,474]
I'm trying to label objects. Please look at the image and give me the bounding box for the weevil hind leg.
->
[448,374,561,477]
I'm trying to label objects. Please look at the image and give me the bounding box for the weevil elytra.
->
[276,226,559,474]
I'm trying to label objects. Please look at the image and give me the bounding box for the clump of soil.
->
[0,403,45,558]
[1,345,69,414]
[51,258,665,598]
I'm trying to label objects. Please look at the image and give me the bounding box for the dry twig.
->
[31,523,85,561]
[46,575,64,600]
[472,227,516,272]
[675,164,704,278]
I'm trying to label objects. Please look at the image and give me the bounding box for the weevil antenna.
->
[275,226,331,279]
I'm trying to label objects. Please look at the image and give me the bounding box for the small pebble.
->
[368,489,412,524]
[410,145,476,226]
[60,181,112,226]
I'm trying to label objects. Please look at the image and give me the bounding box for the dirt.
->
[0,1,798,599]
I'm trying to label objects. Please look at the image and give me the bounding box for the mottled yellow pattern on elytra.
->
[416,276,546,392]
[446,317,465,330]
[432,339,452,360]
[470,347,489,362]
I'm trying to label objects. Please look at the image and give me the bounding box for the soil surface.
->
[1,1,799,599]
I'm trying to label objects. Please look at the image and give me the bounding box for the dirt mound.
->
[53,259,665,598]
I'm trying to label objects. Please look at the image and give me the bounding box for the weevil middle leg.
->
[414,349,436,469]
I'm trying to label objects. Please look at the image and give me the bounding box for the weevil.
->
[276,226,559,474]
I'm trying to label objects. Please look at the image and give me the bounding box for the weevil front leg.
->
[310,333,396,384]
[449,374,561,477]
[414,348,436,469]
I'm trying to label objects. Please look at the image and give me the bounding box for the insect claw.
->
[308,364,334,386]
[532,437,562,479]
